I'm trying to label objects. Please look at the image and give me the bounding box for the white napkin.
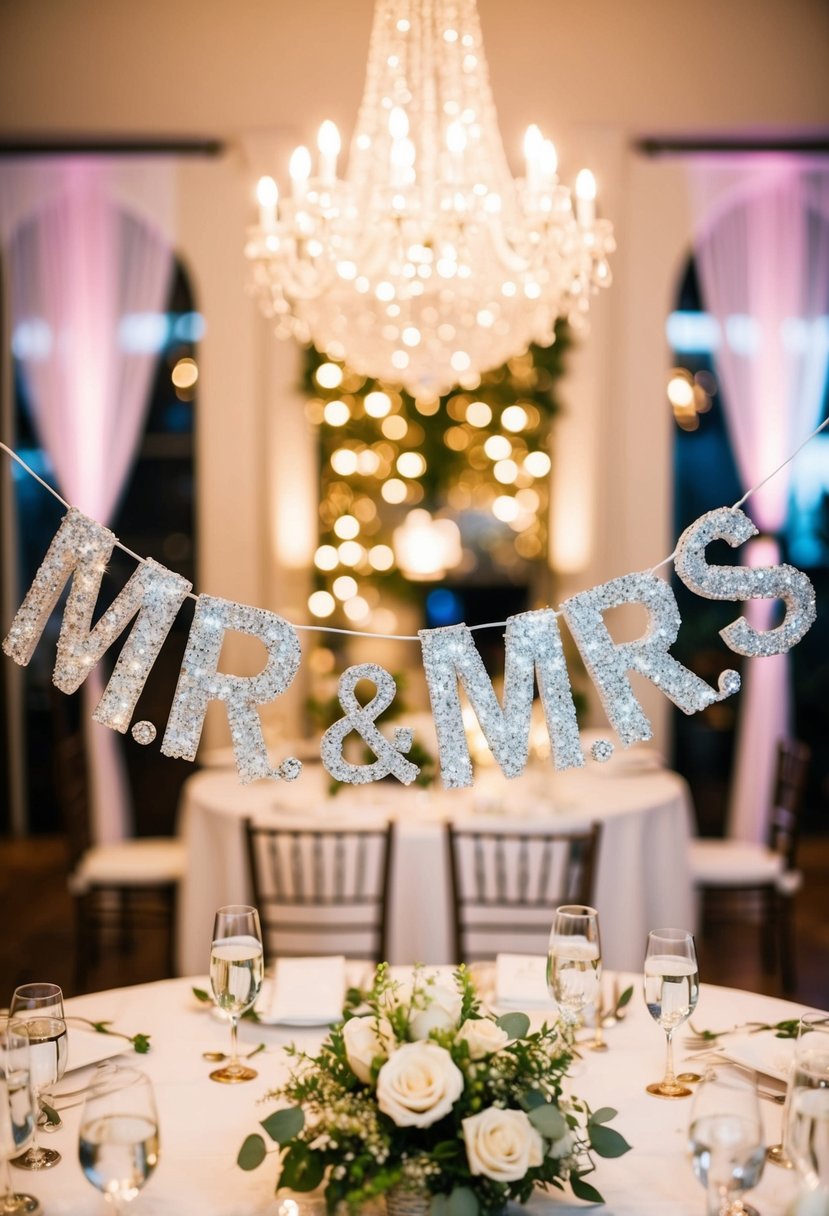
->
[495,954,552,1008]
[269,956,346,1024]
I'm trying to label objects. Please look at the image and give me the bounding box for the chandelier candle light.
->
[246,0,614,395]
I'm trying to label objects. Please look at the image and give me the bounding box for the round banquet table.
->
[29,973,810,1216]
[175,756,696,976]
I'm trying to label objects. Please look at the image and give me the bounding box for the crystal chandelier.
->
[246,0,614,397]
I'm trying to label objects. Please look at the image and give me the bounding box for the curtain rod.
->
[637,136,829,157]
[0,136,225,158]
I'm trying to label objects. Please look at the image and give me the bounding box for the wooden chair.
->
[244,818,394,964]
[689,738,811,993]
[445,820,603,963]
[52,691,185,991]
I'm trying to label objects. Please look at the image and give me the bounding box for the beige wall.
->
[2,0,827,751]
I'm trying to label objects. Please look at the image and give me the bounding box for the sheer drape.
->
[5,159,173,842]
[690,162,829,841]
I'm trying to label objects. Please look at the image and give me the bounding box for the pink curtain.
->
[7,159,173,842]
[691,162,829,841]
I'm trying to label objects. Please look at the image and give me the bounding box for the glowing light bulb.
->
[256,176,278,228]
[289,146,312,200]
[389,107,409,140]
[523,124,544,192]
[317,120,341,183]
[575,169,596,225]
[540,139,558,185]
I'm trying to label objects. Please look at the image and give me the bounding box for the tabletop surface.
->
[21,971,812,1216]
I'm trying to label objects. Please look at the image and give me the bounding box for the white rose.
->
[376,1042,464,1128]
[548,1129,575,1159]
[405,981,463,1039]
[342,1015,395,1084]
[462,1108,544,1182]
[457,1018,510,1060]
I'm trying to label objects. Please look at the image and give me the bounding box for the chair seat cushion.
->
[70,838,185,892]
[689,838,785,887]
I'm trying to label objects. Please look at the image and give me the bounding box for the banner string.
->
[3,413,828,644]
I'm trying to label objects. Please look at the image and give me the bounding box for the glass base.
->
[209,1064,258,1084]
[766,1143,793,1168]
[589,1040,609,1053]
[10,1147,60,1171]
[2,1192,42,1215]
[646,1080,693,1098]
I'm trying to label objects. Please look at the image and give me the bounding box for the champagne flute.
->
[0,1019,38,1216]
[79,1067,159,1213]
[643,927,699,1097]
[9,984,67,1168]
[767,1012,828,1169]
[689,1064,765,1216]
[209,905,264,1083]
[547,904,602,1030]
[785,1012,829,1195]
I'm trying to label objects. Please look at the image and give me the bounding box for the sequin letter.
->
[320,664,419,785]
[562,573,740,747]
[2,509,192,731]
[674,507,816,657]
[161,595,301,783]
[419,610,583,789]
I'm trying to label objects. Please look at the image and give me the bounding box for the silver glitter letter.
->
[419,610,583,789]
[562,573,739,746]
[161,595,301,783]
[320,664,419,785]
[674,507,816,657]
[2,508,192,731]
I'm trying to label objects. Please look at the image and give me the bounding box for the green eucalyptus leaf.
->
[615,986,633,1011]
[520,1089,547,1110]
[237,1134,267,1171]
[448,1187,479,1216]
[261,1107,305,1144]
[589,1107,618,1125]
[431,1196,450,1216]
[495,1011,530,1040]
[279,1143,325,1192]
[570,1174,604,1204]
[588,1123,632,1158]
[192,987,210,1003]
[528,1104,567,1140]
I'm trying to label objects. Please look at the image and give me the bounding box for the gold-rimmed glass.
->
[0,1019,38,1215]
[9,984,67,1169]
[643,927,699,1097]
[208,905,264,1083]
[547,904,602,1030]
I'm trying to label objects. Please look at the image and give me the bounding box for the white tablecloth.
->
[175,758,696,976]
[28,974,808,1216]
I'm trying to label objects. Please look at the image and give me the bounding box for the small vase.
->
[385,1187,432,1216]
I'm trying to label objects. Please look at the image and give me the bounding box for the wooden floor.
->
[1,834,828,1008]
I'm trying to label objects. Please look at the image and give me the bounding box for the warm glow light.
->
[289,145,312,183]
[343,595,371,623]
[338,540,365,566]
[333,575,358,600]
[393,509,462,580]
[494,458,518,483]
[316,362,343,389]
[171,358,198,389]
[575,169,597,201]
[318,120,341,158]
[369,543,395,571]
[492,495,519,522]
[323,399,350,425]
[388,106,409,140]
[396,451,426,478]
[308,590,336,617]
[667,373,695,408]
[330,448,358,475]
[314,544,339,571]
[501,404,528,432]
[381,478,408,504]
[333,514,360,540]
[484,434,511,461]
[382,415,408,440]
[466,400,492,427]
[524,450,551,478]
[256,175,278,210]
[365,390,392,417]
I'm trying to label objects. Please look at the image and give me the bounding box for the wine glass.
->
[785,1012,829,1195]
[0,1019,38,1216]
[79,1067,159,1213]
[208,905,264,1083]
[9,984,67,1168]
[643,927,699,1097]
[689,1064,765,1216]
[767,1011,828,1169]
[547,904,602,1030]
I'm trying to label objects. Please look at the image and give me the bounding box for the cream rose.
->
[462,1107,544,1182]
[406,981,463,1040]
[376,1042,463,1128]
[457,1017,510,1060]
[342,1014,395,1084]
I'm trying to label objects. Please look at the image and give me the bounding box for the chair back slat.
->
[446,821,602,963]
[768,739,811,869]
[244,820,394,964]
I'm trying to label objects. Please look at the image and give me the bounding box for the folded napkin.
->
[495,953,553,1008]
[269,956,346,1024]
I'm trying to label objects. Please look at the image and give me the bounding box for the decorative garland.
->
[0,426,822,790]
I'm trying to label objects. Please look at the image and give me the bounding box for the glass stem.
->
[228,1016,240,1073]
[1,1156,15,1212]
[663,1029,677,1088]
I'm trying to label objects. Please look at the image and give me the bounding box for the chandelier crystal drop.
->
[245,0,614,396]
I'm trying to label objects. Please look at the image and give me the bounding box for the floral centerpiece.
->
[239,966,630,1213]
